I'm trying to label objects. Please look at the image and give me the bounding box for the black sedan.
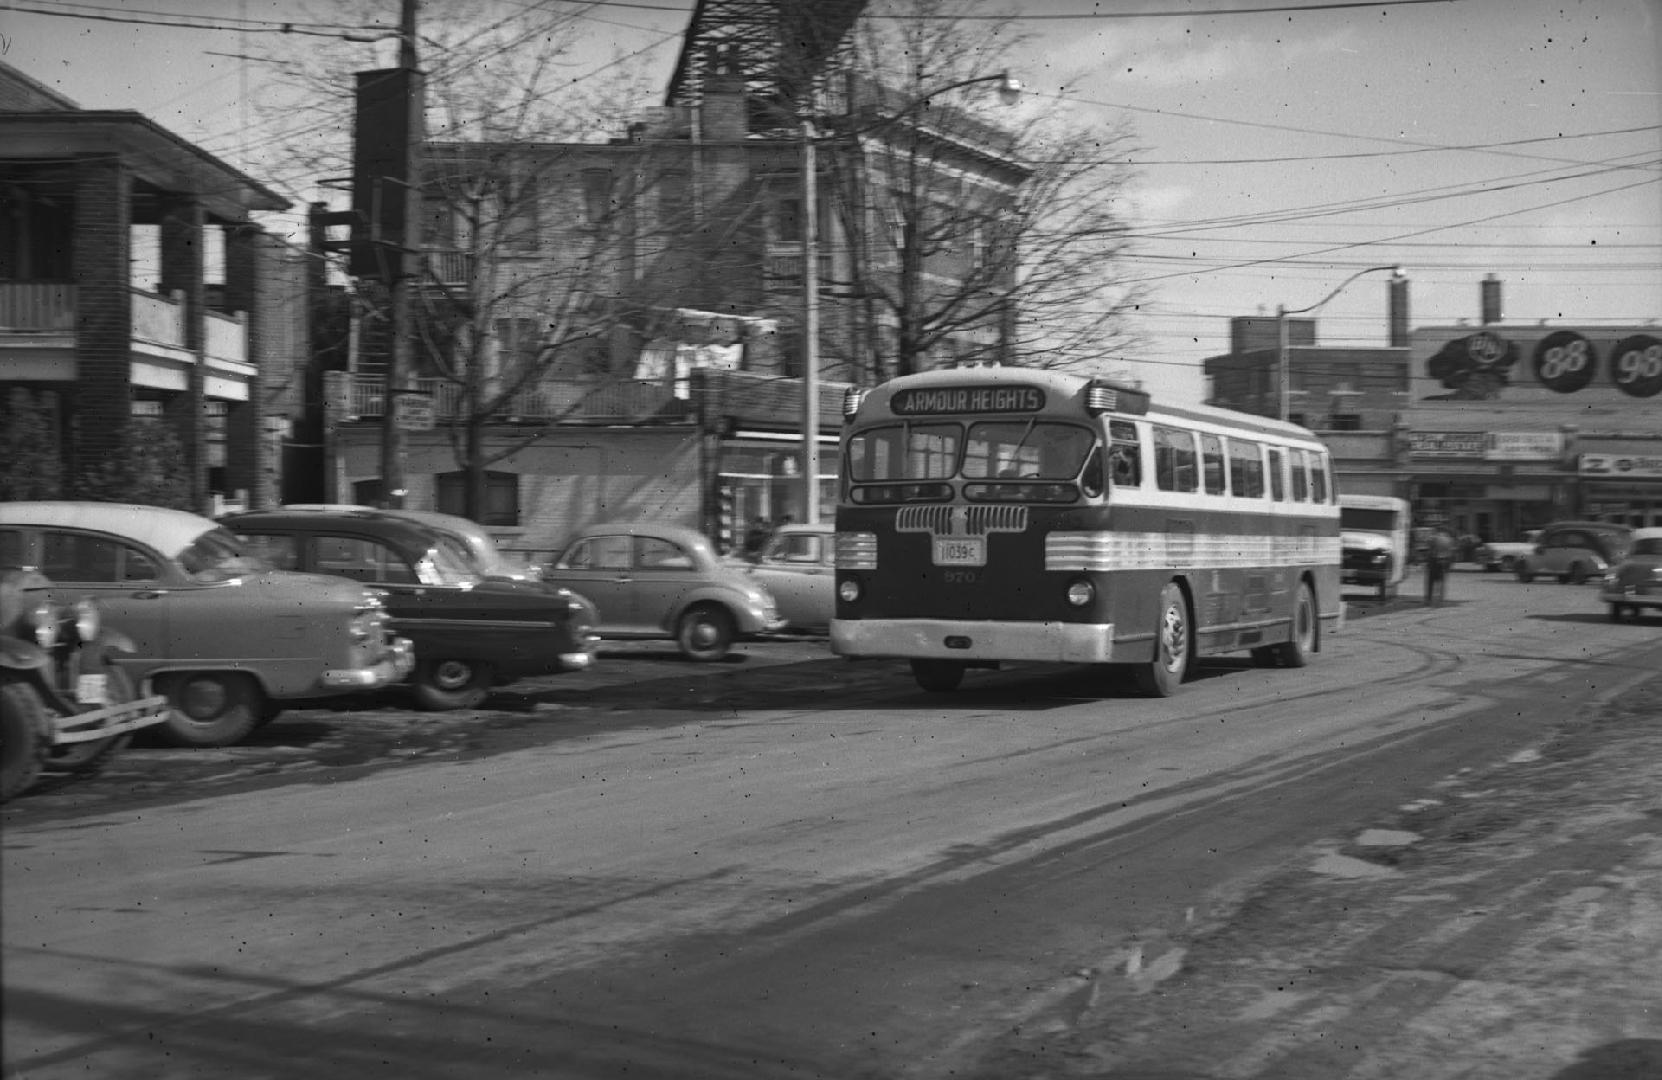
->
[221,509,598,709]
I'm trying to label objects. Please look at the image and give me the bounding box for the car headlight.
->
[1065,579,1095,607]
[74,599,100,643]
[30,600,58,649]
[838,579,861,603]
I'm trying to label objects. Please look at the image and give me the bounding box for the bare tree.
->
[826,0,1144,378]
[249,2,677,520]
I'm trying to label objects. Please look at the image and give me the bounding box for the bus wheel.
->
[1273,581,1318,668]
[1133,582,1190,697]
[911,659,965,693]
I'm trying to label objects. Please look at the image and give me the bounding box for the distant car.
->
[1600,527,1662,622]
[221,508,597,710]
[744,523,834,631]
[0,502,414,747]
[543,523,784,661]
[1515,521,1635,585]
[1475,530,1541,573]
[281,505,544,583]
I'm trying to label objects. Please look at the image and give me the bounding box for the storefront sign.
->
[1484,432,1563,460]
[1408,431,1485,458]
[1580,453,1662,479]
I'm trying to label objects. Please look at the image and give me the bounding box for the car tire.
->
[1609,604,1627,623]
[413,659,493,711]
[676,604,734,662]
[1,681,52,802]
[1273,580,1318,669]
[156,672,263,748]
[1499,556,1516,573]
[1515,565,1534,583]
[910,658,965,692]
[48,667,135,774]
[1132,582,1191,696]
[1567,563,1589,585]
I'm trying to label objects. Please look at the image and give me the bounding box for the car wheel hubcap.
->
[179,678,227,720]
[433,661,473,690]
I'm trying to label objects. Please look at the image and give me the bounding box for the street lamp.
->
[1277,264,1403,423]
[798,71,1021,524]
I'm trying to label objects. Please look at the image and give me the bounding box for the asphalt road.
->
[4,569,1659,1079]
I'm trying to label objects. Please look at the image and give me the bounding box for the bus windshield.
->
[848,420,1096,481]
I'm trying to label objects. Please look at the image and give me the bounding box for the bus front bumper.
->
[831,619,1120,664]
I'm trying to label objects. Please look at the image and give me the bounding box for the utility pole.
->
[378,0,422,508]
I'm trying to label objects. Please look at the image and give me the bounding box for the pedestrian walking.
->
[1424,526,1456,606]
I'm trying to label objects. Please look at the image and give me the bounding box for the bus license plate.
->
[933,538,986,566]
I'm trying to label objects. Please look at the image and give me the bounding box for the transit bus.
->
[830,366,1343,695]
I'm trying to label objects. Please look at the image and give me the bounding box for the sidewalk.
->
[972,672,1662,1079]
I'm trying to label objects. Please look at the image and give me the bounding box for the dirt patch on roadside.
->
[972,675,1662,1080]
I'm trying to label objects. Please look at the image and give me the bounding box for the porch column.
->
[222,223,272,507]
[71,155,133,482]
[159,194,207,511]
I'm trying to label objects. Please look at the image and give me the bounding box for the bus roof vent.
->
[1085,380,1150,416]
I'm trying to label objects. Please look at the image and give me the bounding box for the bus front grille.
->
[895,505,1029,537]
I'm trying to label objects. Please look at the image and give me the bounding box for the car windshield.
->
[1631,538,1662,557]
[1341,508,1398,532]
[177,527,272,583]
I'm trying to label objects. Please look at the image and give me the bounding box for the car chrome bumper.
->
[321,637,415,688]
[831,618,1118,663]
[1601,586,1662,607]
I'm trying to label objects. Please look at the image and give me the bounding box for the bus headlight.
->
[1065,579,1095,607]
[838,579,862,603]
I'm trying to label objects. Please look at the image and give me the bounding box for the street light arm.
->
[1284,264,1402,316]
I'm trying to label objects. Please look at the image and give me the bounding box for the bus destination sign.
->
[890,385,1046,416]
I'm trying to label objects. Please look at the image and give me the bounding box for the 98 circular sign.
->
[1531,329,1597,393]
[1609,334,1662,398]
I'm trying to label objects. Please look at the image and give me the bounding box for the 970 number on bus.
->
[933,538,986,566]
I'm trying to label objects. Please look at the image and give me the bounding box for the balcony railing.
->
[0,283,76,331]
[425,250,476,286]
[0,283,247,364]
[204,310,248,365]
[131,289,188,348]
[344,375,679,423]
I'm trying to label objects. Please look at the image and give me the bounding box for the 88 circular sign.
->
[1610,334,1662,398]
[1532,329,1597,393]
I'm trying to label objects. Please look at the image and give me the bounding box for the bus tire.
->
[1273,580,1318,668]
[911,659,965,693]
[1133,582,1190,697]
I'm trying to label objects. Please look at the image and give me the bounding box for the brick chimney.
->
[1481,274,1503,325]
[1389,273,1410,347]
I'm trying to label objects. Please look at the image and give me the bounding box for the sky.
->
[3,0,1660,405]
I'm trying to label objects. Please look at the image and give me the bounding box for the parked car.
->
[542,523,784,661]
[1475,530,1541,573]
[221,508,597,709]
[1,566,170,801]
[1514,521,1635,584]
[1600,527,1662,622]
[282,505,544,583]
[744,523,834,631]
[0,502,414,747]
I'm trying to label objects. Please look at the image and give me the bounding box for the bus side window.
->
[1291,449,1310,501]
[1267,447,1286,501]
[1228,439,1263,498]
[1312,453,1331,503]
[1154,425,1197,493]
[1108,420,1141,487]
[1200,434,1225,495]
